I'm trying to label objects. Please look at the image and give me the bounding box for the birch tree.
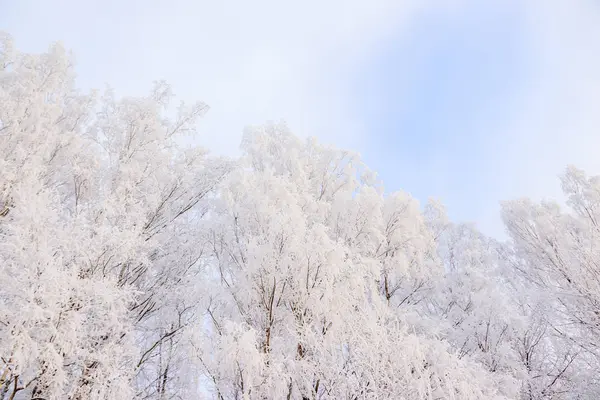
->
[0,33,231,399]
[195,123,510,399]
[502,165,600,399]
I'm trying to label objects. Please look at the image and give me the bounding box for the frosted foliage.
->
[502,165,600,398]
[195,123,510,399]
[427,218,524,398]
[0,34,230,399]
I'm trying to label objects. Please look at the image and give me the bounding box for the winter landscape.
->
[2,1,600,399]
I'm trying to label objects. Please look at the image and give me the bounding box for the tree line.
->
[1,33,599,399]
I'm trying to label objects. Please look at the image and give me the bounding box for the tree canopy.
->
[1,33,599,400]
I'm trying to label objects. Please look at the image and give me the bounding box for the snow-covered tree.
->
[502,165,600,399]
[194,123,510,399]
[425,208,523,398]
[0,33,231,399]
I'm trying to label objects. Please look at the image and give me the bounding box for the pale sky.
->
[2,0,600,238]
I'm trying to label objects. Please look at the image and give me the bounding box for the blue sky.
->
[2,0,600,237]
[356,0,538,234]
